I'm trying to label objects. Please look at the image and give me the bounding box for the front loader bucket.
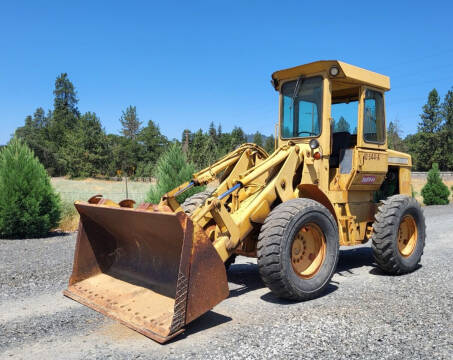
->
[63,202,229,343]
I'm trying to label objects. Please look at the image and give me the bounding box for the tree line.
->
[14,73,275,178]
[12,73,453,177]
[387,88,453,171]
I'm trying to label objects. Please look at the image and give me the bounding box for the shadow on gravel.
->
[226,248,375,300]
[225,246,416,305]
[260,283,338,304]
[167,311,232,343]
[227,262,339,304]
[227,262,264,298]
[336,247,374,275]
[0,231,74,241]
[369,263,422,276]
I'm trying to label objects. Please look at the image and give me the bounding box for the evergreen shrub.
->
[421,163,450,205]
[146,143,205,204]
[0,138,61,238]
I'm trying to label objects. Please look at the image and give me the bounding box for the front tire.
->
[371,195,426,274]
[257,198,339,301]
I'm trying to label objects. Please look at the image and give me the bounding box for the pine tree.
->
[49,73,79,138]
[32,107,48,128]
[387,120,404,151]
[53,73,79,115]
[264,135,275,154]
[189,129,206,169]
[105,134,124,176]
[62,112,109,177]
[136,120,169,176]
[419,89,442,133]
[208,121,217,144]
[0,138,61,238]
[15,107,57,174]
[120,106,142,139]
[146,143,203,204]
[48,73,80,175]
[334,116,350,132]
[441,88,453,170]
[217,124,222,137]
[421,163,450,205]
[202,135,218,167]
[181,129,191,155]
[217,126,232,158]
[402,133,420,170]
[253,131,263,147]
[230,126,246,149]
[415,89,443,170]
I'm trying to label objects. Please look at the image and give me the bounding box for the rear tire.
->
[181,190,236,271]
[257,198,339,301]
[371,195,425,274]
[180,190,212,215]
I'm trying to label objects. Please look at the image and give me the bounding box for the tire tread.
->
[257,198,338,301]
[371,195,425,275]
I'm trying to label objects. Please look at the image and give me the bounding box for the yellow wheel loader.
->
[64,60,426,343]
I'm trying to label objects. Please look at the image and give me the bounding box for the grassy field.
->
[51,177,153,231]
[52,176,452,232]
[52,177,152,204]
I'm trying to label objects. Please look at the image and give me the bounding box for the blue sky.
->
[1,1,452,145]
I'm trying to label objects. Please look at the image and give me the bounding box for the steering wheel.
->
[297,131,317,136]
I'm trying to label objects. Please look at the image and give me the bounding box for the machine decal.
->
[361,175,376,184]
[363,153,380,161]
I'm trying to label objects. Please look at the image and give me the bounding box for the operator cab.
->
[272,60,389,171]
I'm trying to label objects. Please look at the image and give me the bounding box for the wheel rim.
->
[397,215,418,257]
[291,223,326,279]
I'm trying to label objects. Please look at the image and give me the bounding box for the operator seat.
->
[329,131,351,168]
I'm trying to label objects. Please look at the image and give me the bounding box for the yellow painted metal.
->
[272,60,390,91]
[94,60,415,272]
[397,215,418,257]
[355,85,388,151]
[66,60,419,343]
[291,223,326,278]
[158,61,414,252]
[398,167,412,196]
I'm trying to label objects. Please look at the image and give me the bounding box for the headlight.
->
[329,66,339,77]
[309,139,319,149]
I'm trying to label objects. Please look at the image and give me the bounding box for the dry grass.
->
[52,177,153,232]
[53,175,452,232]
[58,211,80,232]
[51,177,152,204]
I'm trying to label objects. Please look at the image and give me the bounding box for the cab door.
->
[348,87,388,191]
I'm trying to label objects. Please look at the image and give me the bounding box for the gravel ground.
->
[1,205,452,359]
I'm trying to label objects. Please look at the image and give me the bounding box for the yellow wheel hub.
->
[291,223,326,279]
[397,215,418,257]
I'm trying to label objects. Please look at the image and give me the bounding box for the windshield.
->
[281,76,323,138]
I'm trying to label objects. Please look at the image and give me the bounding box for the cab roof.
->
[271,60,390,91]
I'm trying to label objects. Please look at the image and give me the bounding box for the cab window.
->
[281,76,323,138]
[331,101,358,135]
[363,89,385,143]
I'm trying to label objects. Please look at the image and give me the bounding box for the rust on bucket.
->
[64,201,228,343]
